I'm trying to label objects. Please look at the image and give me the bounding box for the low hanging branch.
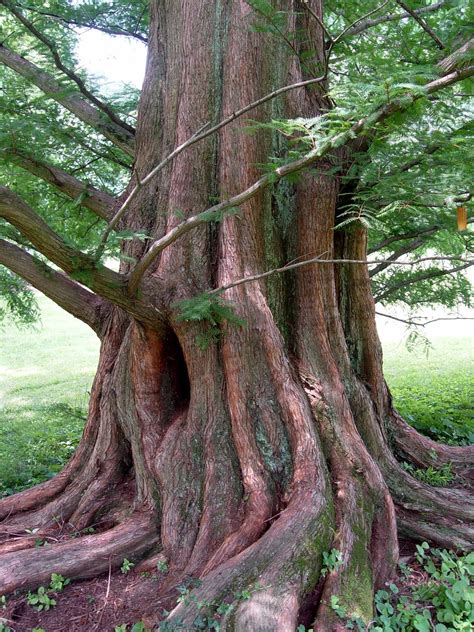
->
[376,311,474,328]
[209,255,474,296]
[127,61,474,295]
[0,239,107,332]
[0,186,163,328]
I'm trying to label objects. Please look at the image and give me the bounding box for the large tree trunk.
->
[1,2,472,629]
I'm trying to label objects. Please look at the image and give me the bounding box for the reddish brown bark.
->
[0,2,472,630]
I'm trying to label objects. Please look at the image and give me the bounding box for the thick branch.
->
[0,187,163,328]
[2,0,136,137]
[374,262,474,303]
[0,44,135,156]
[128,62,474,294]
[438,38,474,73]
[0,239,106,332]
[395,0,445,49]
[4,149,115,220]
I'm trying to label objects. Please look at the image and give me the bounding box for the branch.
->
[2,0,136,136]
[4,149,115,220]
[340,1,449,39]
[127,61,474,295]
[15,2,148,43]
[438,38,474,73]
[375,311,474,328]
[369,236,430,277]
[374,262,474,303]
[394,0,445,49]
[0,44,135,156]
[210,256,474,296]
[368,225,439,255]
[0,187,163,328]
[95,74,330,259]
[0,239,107,332]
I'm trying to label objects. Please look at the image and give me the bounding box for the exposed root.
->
[388,409,474,476]
[0,512,158,596]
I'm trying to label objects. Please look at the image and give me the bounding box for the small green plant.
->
[31,629,46,632]
[0,596,6,609]
[321,548,343,577]
[27,586,57,611]
[157,559,169,573]
[121,558,135,574]
[0,624,11,632]
[49,573,70,592]
[174,294,245,350]
[402,461,454,487]
[371,544,474,631]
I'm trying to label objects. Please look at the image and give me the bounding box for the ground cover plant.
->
[0,0,472,629]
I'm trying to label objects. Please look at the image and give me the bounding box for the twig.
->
[332,1,391,46]
[210,255,474,295]
[301,1,333,44]
[92,558,112,631]
[376,312,474,327]
[395,0,445,49]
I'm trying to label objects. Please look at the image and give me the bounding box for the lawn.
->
[0,295,472,496]
[0,294,99,496]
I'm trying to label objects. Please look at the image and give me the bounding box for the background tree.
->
[0,1,472,629]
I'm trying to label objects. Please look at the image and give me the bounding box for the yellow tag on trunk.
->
[457,206,467,231]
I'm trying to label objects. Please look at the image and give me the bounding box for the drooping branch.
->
[2,0,137,137]
[0,44,135,156]
[0,239,107,332]
[374,261,474,303]
[0,186,163,328]
[4,148,115,220]
[127,61,474,294]
[394,0,445,49]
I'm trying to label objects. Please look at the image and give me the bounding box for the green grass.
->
[0,294,99,496]
[0,296,472,496]
[383,337,474,445]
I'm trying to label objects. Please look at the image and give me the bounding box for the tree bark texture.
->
[0,2,472,630]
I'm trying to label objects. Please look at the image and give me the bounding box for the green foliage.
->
[49,573,70,592]
[321,548,344,577]
[157,559,169,573]
[401,462,455,487]
[174,294,245,350]
[372,545,474,631]
[158,581,261,631]
[0,268,39,327]
[121,558,135,574]
[0,625,11,632]
[27,586,56,611]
